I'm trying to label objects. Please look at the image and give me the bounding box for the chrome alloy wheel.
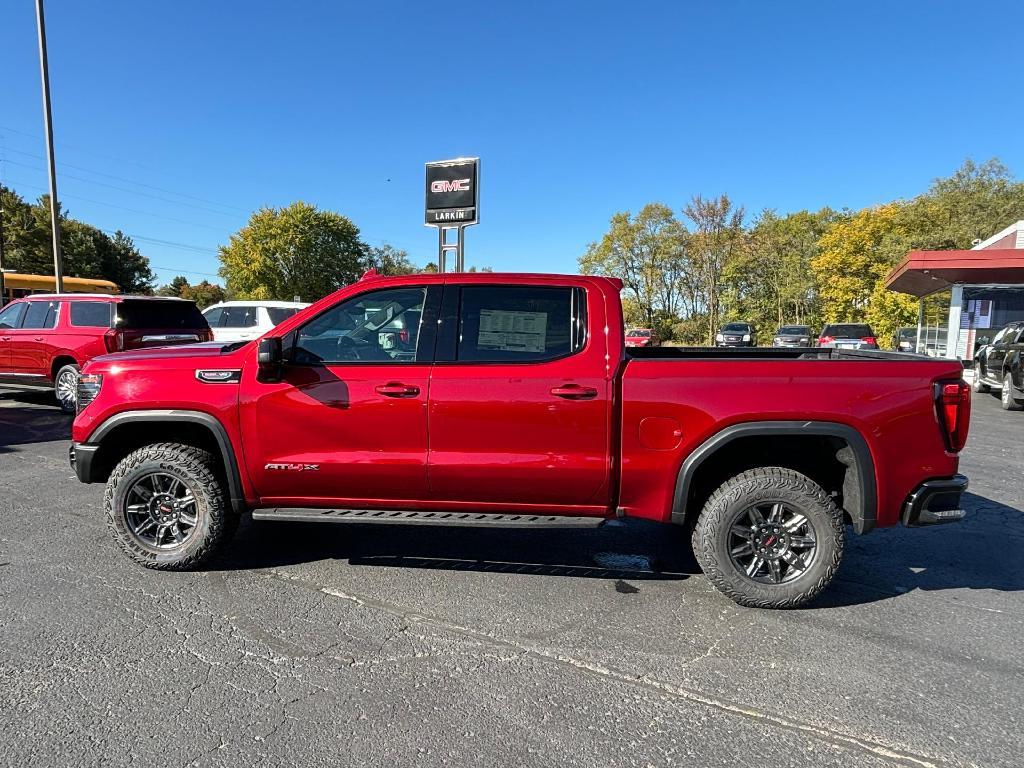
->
[727,502,818,584]
[123,472,199,549]
[55,368,79,411]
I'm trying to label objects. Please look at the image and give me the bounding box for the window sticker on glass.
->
[478,309,548,353]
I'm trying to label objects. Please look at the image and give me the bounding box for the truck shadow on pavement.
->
[817,491,1024,607]
[0,391,71,452]
[215,517,697,583]
[214,492,1023,606]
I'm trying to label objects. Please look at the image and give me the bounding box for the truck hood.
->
[91,341,249,365]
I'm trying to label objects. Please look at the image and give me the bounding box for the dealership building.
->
[885,220,1024,360]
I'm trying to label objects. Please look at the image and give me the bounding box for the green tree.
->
[365,243,418,276]
[683,195,745,344]
[580,203,688,334]
[0,185,154,292]
[180,280,226,309]
[218,202,367,302]
[157,275,192,297]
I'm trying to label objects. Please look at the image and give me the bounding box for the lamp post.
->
[35,0,64,293]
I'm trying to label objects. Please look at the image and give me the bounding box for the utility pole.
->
[35,0,63,293]
[0,202,7,305]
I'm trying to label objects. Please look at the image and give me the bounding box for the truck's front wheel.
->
[692,467,844,609]
[105,443,238,570]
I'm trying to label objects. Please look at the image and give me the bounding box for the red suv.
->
[0,294,212,413]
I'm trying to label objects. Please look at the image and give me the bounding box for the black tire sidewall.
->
[106,446,226,568]
[694,468,844,609]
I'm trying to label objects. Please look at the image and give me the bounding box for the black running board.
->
[251,507,606,528]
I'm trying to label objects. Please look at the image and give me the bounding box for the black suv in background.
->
[974,321,1024,411]
[772,325,814,347]
[715,322,756,347]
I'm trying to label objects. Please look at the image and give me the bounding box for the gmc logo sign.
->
[430,178,471,193]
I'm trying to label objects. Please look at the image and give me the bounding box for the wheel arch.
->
[672,421,877,534]
[50,354,80,381]
[83,410,246,514]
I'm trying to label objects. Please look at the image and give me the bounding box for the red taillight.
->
[936,380,971,453]
[819,335,834,345]
[103,330,124,353]
[861,336,877,346]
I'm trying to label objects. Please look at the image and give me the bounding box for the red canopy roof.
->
[885,249,1024,297]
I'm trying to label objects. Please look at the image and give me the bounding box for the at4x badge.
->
[265,463,320,472]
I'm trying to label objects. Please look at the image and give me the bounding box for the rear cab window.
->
[116,300,208,330]
[69,301,113,328]
[450,285,587,363]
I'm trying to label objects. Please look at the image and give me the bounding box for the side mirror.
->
[256,337,283,382]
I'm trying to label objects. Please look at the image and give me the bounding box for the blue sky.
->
[1,1,1022,284]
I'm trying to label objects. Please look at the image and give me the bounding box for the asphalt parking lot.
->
[1,386,1021,768]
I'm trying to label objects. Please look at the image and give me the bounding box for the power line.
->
[151,265,221,279]
[0,122,162,173]
[2,157,241,218]
[97,229,219,255]
[0,145,249,214]
[1,177,228,232]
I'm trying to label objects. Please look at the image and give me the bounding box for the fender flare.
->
[671,420,877,534]
[87,409,246,514]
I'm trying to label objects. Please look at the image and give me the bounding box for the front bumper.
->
[902,474,969,527]
[69,442,98,484]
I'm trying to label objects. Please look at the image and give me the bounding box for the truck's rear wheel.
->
[692,467,844,609]
[105,443,238,569]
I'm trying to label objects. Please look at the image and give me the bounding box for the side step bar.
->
[252,508,606,528]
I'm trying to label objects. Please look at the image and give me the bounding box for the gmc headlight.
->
[76,373,103,414]
[774,337,782,343]
[715,333,724,342]
[743,334,751,342]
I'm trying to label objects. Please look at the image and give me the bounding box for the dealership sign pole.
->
[425,157,478,272]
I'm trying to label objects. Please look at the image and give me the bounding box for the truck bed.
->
[627,346,938,361]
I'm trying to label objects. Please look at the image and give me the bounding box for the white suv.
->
[202,301,310,342]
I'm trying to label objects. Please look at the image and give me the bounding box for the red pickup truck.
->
[69,272,971,608]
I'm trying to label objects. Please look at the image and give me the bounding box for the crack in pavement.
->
[268,567,946,768]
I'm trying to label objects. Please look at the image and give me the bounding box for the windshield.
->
[116,300,208,330]
[778,326,809,335]
[823,324,873,338]
[722,323,749,332]
[626,329,651,337]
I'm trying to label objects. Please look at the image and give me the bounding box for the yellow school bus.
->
[0,272,119,304]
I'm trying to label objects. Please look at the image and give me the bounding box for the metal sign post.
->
[425,157,478,272]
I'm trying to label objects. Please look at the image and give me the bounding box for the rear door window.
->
[21,300,59,330]
[221,306,258,328]
[70,301,112,328]
[454,286,586,363]
[116,300,208,330]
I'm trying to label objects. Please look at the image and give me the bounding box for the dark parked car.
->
[716,322,756,347]
[772,325,813,348]
[817,323,878,350]
[973,321,1024,410]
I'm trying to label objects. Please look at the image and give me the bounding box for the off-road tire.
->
[55,363,80,414]
[105,442,238,569]
[692,467,844,609]
[1001,372,1023,411]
